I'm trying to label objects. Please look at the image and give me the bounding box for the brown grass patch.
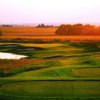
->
[74,67,100,77]
[0,27,57,36]
[0,59,45,69]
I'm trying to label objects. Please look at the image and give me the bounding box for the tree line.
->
[36,23,54,28]
[56,24,100,35]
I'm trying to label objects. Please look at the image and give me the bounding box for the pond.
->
[0,52,27,59]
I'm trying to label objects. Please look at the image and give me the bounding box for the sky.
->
[0,0,100,25]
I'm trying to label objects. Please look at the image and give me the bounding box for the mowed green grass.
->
[0,81,100,100]
[0,42,100,99]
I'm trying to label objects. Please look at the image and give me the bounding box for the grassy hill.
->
[0,41,100,99]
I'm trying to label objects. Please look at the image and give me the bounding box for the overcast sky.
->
[0,0,100,25]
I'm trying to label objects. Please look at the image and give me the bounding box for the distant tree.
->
[41,23,45,27]
[36,24,54,28]
[82,24,96,35]
[36,23,45,27]
[55,24,100,36]
[0,30,3,36]
[55,24,67,35]
[96,26,100,35]
[1,24,12,27]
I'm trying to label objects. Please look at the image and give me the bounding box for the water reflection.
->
[0,52,27,59]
